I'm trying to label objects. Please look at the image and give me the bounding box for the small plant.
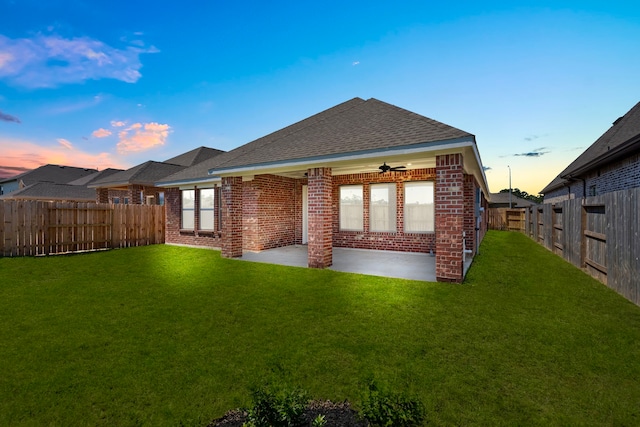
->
[245,383,309,427]
[360,380,425,427]
[311,414,326,427]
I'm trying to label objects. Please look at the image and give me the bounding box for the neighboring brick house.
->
[488,192,538,209]
[0,168,122,202]
[157,98,490,282]
[0,164,99,198]
[541,101,640,203]
[89,146,224,204]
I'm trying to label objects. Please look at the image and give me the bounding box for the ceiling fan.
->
[378,162,406,174]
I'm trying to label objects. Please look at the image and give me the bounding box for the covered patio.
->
[238,245,474,282]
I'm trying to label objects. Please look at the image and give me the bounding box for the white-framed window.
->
[113,197,120,204]
[124,197,129,205]
[199,188,215,231]
[339,185,363,231]
[158,192,165,206]
[182,190,195,229]
[404,181,435,232]
[370,183,396,232]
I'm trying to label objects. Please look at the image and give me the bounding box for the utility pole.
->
[508,165,512,208]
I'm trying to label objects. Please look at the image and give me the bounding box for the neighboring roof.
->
[0,164,98,186]
[89,147,225,189]
[541,101,640,194]
[67,168,124,186]
[488,192,537,208]
[163,146,225,167]
[89,161,187,188]
[0,182,97,201]
[158,97,476,186]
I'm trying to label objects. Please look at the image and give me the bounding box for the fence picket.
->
[0,201,164,258]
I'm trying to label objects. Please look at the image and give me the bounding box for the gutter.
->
[207,137,476,176]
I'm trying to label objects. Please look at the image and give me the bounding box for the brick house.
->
[0,168,122,202]
[89,146,224,204]
[0,164,101,198]
[157,98,490,282]
[542,101,640,203]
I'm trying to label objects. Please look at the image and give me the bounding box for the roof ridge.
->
[210,98,367,170]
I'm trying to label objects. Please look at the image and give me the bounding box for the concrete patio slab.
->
[238,245,473,282]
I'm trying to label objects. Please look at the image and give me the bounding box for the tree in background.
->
[499,188,543,204]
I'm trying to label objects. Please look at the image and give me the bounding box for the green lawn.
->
[1,231,639,426]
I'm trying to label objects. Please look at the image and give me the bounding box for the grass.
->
[1,231,639,426]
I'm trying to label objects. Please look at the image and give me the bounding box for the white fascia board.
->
[156,176,221,189]
[210,138,477,176]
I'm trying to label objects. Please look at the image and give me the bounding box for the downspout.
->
[580,178,587,198]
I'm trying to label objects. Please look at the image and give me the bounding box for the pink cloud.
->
[111,120,126,127]
[116,122,171,154]
[0,137,128,173]
[92,128,112,138]
[57,138,74,150]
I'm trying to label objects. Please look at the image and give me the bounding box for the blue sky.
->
[1,0,639,194]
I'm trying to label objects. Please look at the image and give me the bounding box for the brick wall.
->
[164,187,222,248]
[95,186,166,205]
[544,152,640,203]
[435,154,464,282]
[331,168,436,253]
[242,175,298,251]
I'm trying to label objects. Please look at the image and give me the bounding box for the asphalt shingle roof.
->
[541,101,640,194]
[89,161,187,187]
[488,192,537,207]
[163,146,226,167]
[67,168,123,186]
[0,182,97,201]
[0,164,97,186]
[158,97,474,184]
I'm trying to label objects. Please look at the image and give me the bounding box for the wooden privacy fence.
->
[488,208,526,232]
[0,201,165,257]
[493,188,639,305]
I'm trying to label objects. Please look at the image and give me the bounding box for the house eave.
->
[561,136,640,182]
[209,137,474,175]
[156,176,222,188]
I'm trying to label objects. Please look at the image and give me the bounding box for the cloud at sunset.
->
[0,110,21,123]
[57,138,73,149]
[0,138,127,178]
[92,128,112,138]
[116,122,171,154]
[0,33,159,88]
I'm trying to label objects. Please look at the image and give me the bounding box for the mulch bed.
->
[207,400,367,427]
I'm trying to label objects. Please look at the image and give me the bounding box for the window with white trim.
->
[199,188,215,231]
[404,181,435,232]
[181,190,195,229]
[370,183,396,232]
[339,185,363,231]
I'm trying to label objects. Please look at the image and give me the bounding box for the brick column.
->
[164,188,180,243]
[221,176,243,258]
[463,175,476,255]
[435,154,464,282]
[96,188,109,204]
[129,184,143,204]
[307,167,332,268]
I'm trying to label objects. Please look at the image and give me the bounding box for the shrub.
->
[244,383,309,427]
[360,380,426,426]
